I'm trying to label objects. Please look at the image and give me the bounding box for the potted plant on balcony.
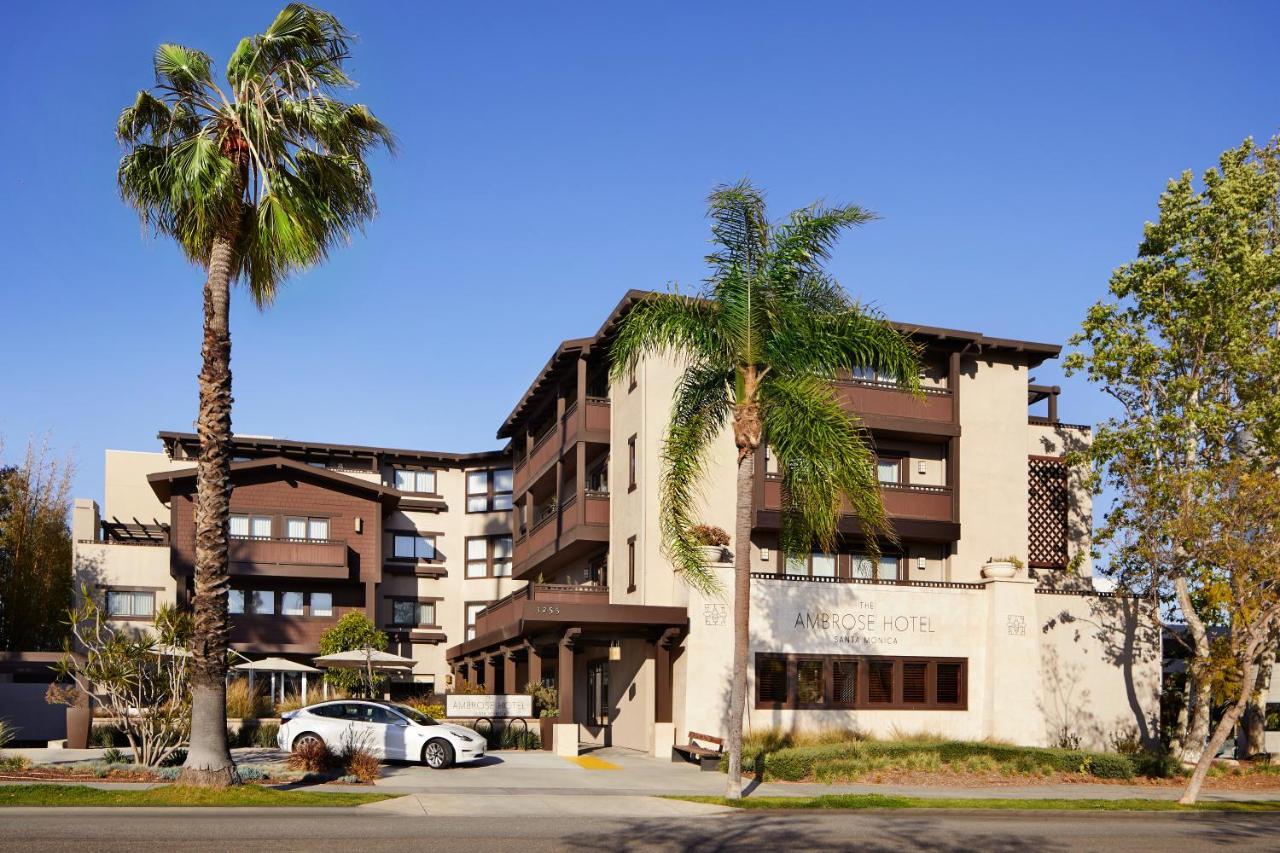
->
[691,524,732,565]
[526,682,559,751]
[980,555,1025,579]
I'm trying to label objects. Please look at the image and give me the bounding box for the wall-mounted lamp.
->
[608,640,622,662]
[917,556,927,570]
[354,517,363,534]
[761,547,771,561]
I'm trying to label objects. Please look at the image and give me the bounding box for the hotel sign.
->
[445,694,533,719]
[790,600,939,647]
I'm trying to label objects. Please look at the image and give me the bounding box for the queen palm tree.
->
[116,4,393,786]
[609,181,920,799]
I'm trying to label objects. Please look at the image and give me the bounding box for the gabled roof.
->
[146,455,428,511]
[157,430,508,468]
[496,288,1064,439]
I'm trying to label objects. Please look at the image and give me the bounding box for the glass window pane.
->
[796,659,825,704]
[877,458,900,484]
[756,655,787,704]
[393,600,415,625]
[395,470,413,490]
[467,496,488,512]
[415,536,435,560]
[467,471,488,495]
[493,536,513,558]
[466,603,486,623]
[833,660,857,706]
[282,592,304,615]
[466,627,476,640]
[878,556,899,581]
[493,469,513,492]
[393,535,415,559]
[811,552,836,577]
[252,591,274,615]
[251,516,272,538]
[492,494,512,511]
[228,590,244,614]
[850,555,874,579]
[106,591,126,616]
[418,602,435,626]
[936,663,962,705]
[309,518,329,540]
[229,515,249,537]
[286,517,307,539]
[903,662,928,703]
[868,660,894,704]
[493,560,512,577]
[417,471,436,493]
[466,561,487,578]
[467,539,488,560]
[310,592,332,617]
[785,554,807,576]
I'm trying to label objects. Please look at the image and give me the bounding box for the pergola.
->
[233,657,322,705]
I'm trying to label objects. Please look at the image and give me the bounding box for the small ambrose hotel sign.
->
[445,694,533,719]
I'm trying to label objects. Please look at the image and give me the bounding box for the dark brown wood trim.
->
[465,466,515,514]
[754,652,968,711]
[627,535,637,593]
[627,435,637,492]
[464,533,515,579]
[386,595,443,629]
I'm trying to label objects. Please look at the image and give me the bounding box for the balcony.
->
[473,583,610,637]
[229,611,345,654]
[758,474,958,541]
[513,490,610,579]
[227,537,350,579]
[834,379,954,431]
[513,397,611,496]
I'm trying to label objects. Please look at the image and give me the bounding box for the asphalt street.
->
[2,807,1278,852]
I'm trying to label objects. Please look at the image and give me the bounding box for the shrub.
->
[287,737,334,773]
[524,681,559,718]
[0,754,30,772]
[1087,752,1135,780]
[101,747,127,764]
[225,679,272,720]
[237,766,269,782]
[160,748,186,768]
[251,722,280,748]
[452,679,487,696]
[90,724,127,748]
[1133,747,1183,779]
[1053,727,1082,751]
[1108,726,1143,756]
[154,766,181,781]
[343,748,381,782]
[273,693,307,715]
[462,721,541,750]
[691,524,730,546]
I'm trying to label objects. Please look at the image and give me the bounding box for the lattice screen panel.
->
[1028,457,1069,568]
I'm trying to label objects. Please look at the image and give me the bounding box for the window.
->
[627,536,636,593]
[467,469,513,512]
[230,514,271,539]
[251,590,275,615]
[281,592,304,616]
[392,600,436,627]
[466,535,513,578]
[105,590,154,618]
[392,533,435,561]
[465,602,489,641]
[876,456,903,484]
[228,590,244,615]
[850,553,901,581]
[311,592,333,617]
[627,436,637,491]
[786,551,837,578]
[754,654,966,710]
[394,468,437,494]
[285,517,329,540]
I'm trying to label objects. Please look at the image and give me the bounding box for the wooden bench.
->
[672,731,724,771]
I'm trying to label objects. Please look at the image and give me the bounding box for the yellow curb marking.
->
[565,755,621,770]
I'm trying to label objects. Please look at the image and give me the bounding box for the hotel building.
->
[74,290,1160,753]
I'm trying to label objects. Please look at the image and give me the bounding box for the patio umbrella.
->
[234,657,322,704]
[312,648,416,698]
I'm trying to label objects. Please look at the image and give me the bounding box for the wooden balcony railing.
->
[760,475,954,523]
[513,491,610,575]
[834,379,953,424]
[227,536,349,579]
[473,583,610,636]
[513,397,611,495]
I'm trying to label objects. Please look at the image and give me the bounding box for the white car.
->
[278,700,486,769]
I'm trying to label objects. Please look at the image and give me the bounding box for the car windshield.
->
[392,704,436,726]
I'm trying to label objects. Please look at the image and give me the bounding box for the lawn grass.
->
[671,794,1280,812]
[0,784,395,808]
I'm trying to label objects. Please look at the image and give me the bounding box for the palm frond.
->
[608,292,730,382]
[659,363,733,596]
[153,44,214,95]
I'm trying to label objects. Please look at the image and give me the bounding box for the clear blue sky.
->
[1,1,1276,508]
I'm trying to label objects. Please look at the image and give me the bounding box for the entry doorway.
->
[587,660,610,727]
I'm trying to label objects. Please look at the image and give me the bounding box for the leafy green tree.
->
[318,612,389,696]
[0,440,73,652]
[1066,137,1280,776]
[609,180,920,799]
[114,4,393,786]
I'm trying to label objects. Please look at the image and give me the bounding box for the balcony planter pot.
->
[699,545,731,565]
[980,560,1018,579]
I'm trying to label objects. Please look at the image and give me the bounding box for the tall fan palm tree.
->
[116,4,393,786]
[609,181,921,799]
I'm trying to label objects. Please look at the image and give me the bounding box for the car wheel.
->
[292,732,326,752]
[422,738,454,769]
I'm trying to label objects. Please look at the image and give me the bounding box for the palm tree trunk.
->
[179,232,240,787]
[724,384,760,800]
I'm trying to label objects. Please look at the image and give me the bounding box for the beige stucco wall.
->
[72,542,176,635]
[954,355,1031,579]
[103,450,185,524]
[676,571,1160,750]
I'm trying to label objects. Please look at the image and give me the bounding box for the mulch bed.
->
[784,767,1280,790]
